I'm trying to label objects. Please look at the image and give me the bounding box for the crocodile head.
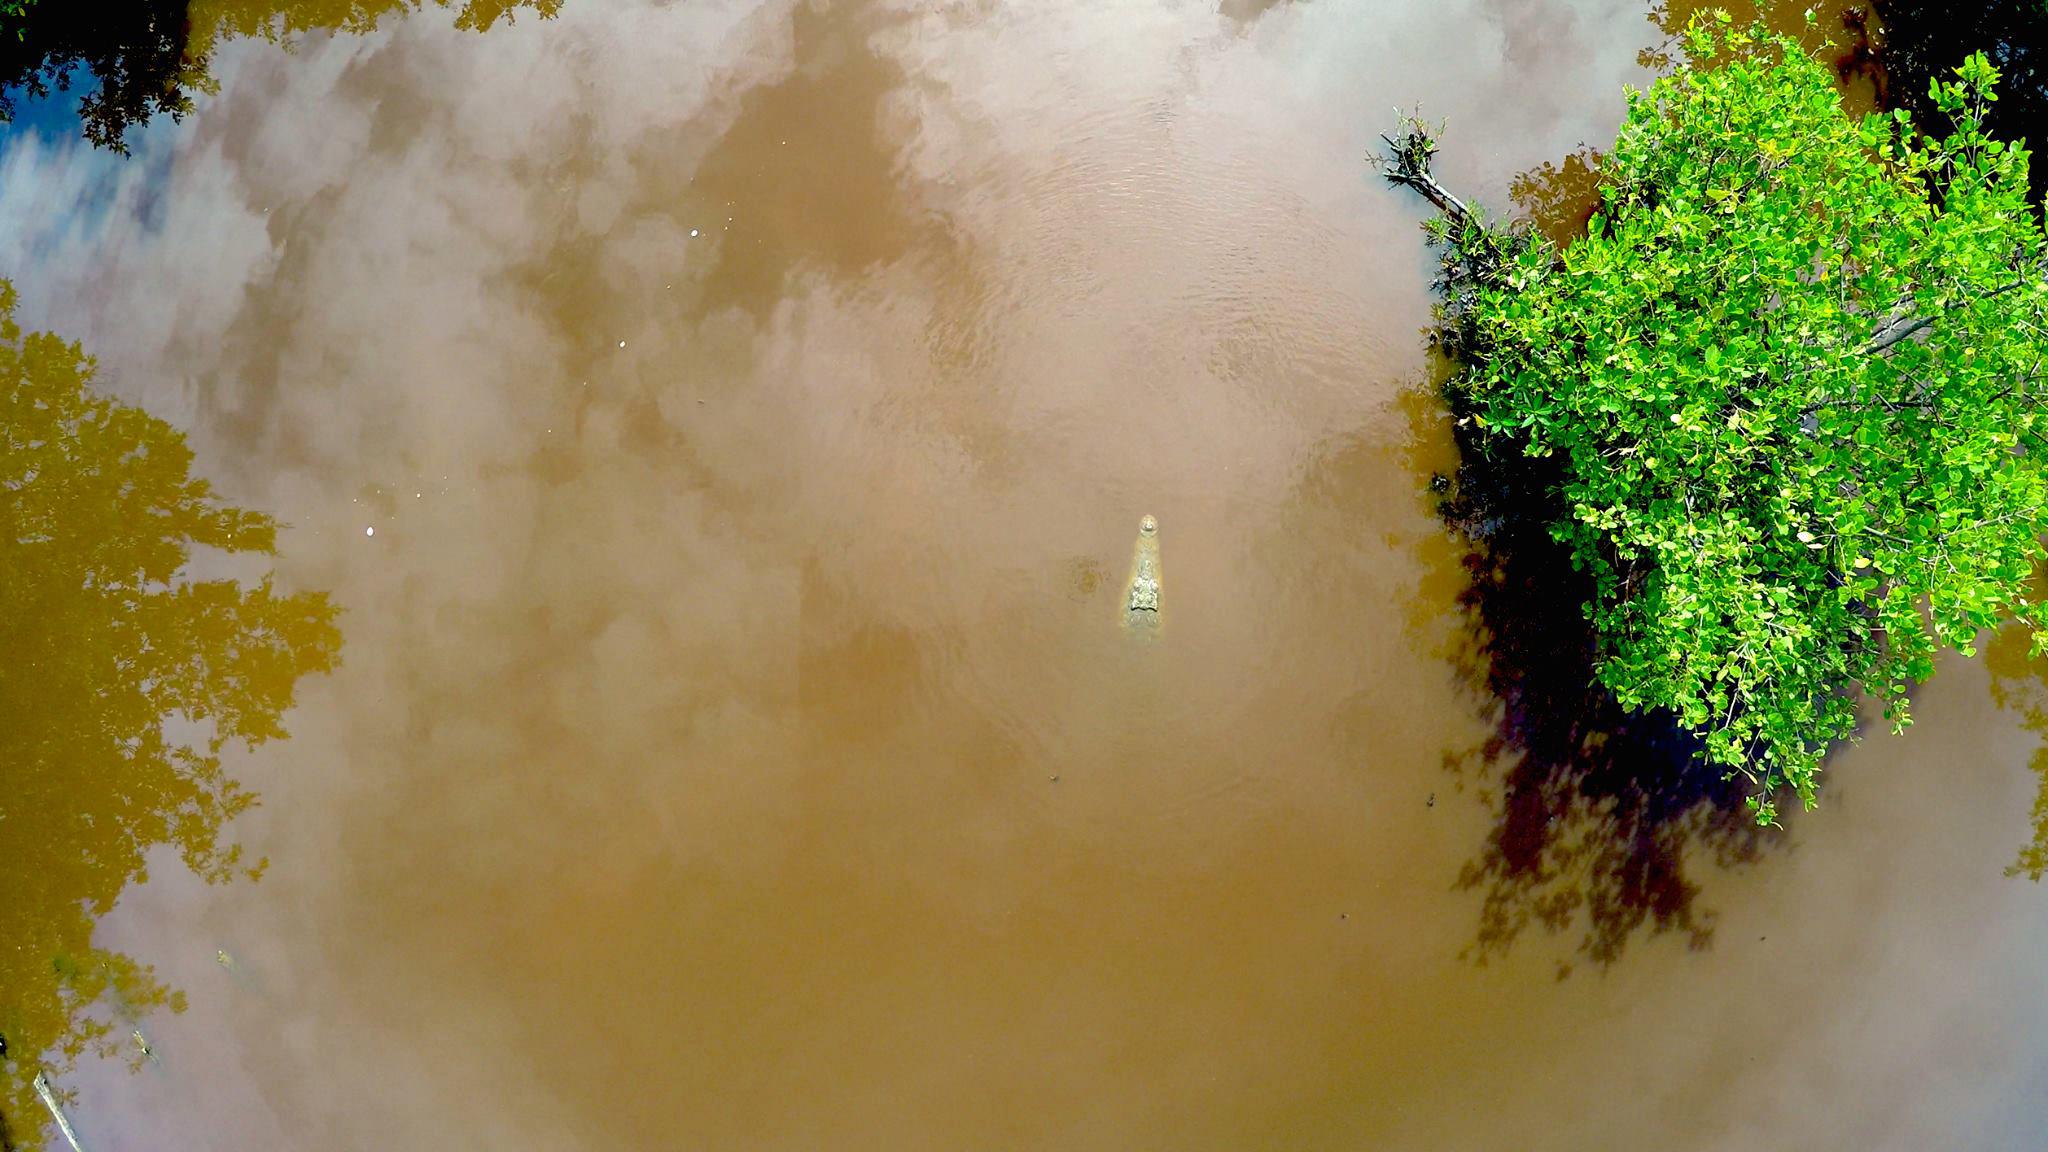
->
[1139,514,1158,536]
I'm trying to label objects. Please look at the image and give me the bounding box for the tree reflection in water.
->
[1983,621,2048,882]
[1645,0,1885,100]
[0,0,563,153]
[1506,146,1604,253]
[0,282,340,1146]
[1511,3,1883,255]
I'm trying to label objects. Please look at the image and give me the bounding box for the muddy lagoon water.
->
[3,1,2046,1147]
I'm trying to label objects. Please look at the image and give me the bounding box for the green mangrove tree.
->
[1387,16,2048,823]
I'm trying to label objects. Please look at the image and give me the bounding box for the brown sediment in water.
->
[2,1,2046,1149]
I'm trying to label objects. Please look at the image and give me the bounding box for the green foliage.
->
[0,1,34,41]
[0,281,340,1146]
[1875,0,2048,205]
[1452,17,2048,823]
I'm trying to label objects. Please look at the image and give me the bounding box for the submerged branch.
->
[1377,118,1477,230]
[1374,113,1540,354]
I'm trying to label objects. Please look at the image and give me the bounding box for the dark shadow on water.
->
[1402,387,1782,976]
[1420,393,1780,975]
[1871,0,2048,204]
[1395,3,1902,974]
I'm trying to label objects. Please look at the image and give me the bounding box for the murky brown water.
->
[5,0,2048,1148]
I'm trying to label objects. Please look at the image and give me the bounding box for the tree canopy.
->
[1391,16,2048,823]
[0,281,339,1147]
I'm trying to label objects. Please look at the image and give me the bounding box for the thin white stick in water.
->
[33,1071,87,1152]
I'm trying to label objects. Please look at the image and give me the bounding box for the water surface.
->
[4,1,2046,1148]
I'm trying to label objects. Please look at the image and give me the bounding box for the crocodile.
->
[1122,514,1162,633]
